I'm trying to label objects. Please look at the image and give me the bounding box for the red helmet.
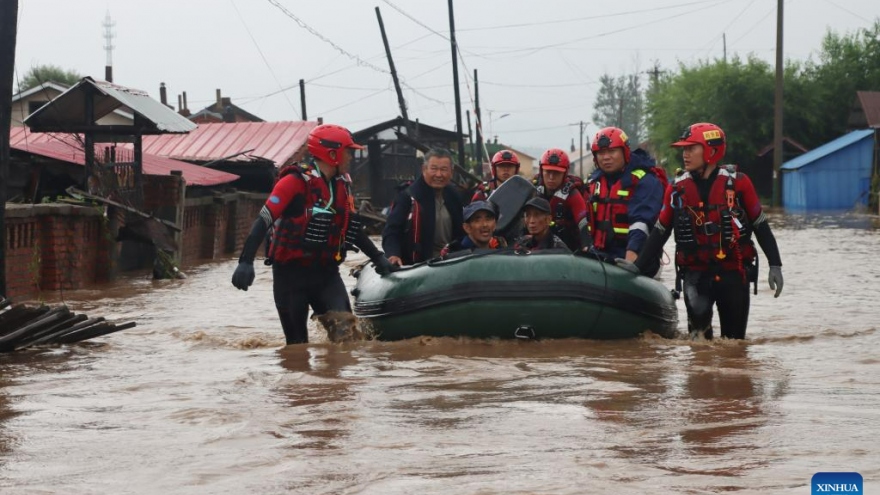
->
[539,148,570,173]
[670,122,726,165]
[307,124,364,166]
[491,149,520,176]
[591,126,631,163]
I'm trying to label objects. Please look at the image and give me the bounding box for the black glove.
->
[768,266,783,298]
[232,261,255,290]
[372,255,399,276]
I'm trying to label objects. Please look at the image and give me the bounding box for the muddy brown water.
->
[1,214,879,494]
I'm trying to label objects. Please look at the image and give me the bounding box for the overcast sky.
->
[13,0,879,153]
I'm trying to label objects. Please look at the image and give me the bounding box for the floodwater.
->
[1,213,879,494]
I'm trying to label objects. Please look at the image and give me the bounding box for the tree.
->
[592,73,645,145]
[646,55,775,170]
[18,64,82,92]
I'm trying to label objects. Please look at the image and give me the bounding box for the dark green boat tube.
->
[352,250,678,341]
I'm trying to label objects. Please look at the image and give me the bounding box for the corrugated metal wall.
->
[782,132,875,211]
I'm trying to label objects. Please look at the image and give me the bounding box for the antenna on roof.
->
[103,11,115,82]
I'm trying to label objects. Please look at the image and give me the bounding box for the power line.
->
[821,0,874,23]
[700,0,759,59]
[230,0,299,117]
[266,0,447,106]
[467,0,727,58]
[457,0,725,32]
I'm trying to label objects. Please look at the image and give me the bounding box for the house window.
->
[28,101,48,115]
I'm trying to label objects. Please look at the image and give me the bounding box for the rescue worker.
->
[633,122,784,340]
[383,148,465,265]
[471,150,520,202]
[533,148,592,252]
[440,201,507,257]
[514,197,569,252]
[231,124,396,345]
[585,126,665,275]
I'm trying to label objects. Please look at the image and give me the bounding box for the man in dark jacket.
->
[514,197,569,252]
[382,149,465,265]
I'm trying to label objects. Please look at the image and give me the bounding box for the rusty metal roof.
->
[9,128,238,187]
[24,77,197,134]
[856,91,880,128]
[141,121,317,167]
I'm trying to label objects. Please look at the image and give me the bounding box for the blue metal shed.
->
[781,129,875,211]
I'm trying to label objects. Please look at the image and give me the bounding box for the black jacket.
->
[382,176,464,264]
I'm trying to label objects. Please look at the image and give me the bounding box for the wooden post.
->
[772,0,784,207]
[447,0,466,168]
[299,79,307,121]
[0,0,20,296]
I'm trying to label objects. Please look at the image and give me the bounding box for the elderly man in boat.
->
[513,197,569,252]
[439,201,507,257]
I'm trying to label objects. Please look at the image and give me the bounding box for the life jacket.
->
[532,173,585,195]
[471,179,498,202]
[586,165,667,251]
[533,177,581,248]
[268,165,354,265]
[671,165,756,276]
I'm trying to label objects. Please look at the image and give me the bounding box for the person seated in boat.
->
[513,197,569,252]
[382,148,465,266]
[532,148,592,252]
[584,126,666,276]
[471,150,520,202]
[440,201,507,257]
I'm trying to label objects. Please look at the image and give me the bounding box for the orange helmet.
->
[539,148,570,173]
[307,124,364,166]
[591,126,631,163]
[491,149,520,177]
[670,122,726,165]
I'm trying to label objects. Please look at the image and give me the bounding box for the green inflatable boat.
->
[352,249,679,340]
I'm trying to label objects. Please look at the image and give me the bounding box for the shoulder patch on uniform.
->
[269,195,281,204]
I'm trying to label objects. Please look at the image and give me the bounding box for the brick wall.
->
[4,204,109,301]
[3,192,265,300]
[180,192,266,265]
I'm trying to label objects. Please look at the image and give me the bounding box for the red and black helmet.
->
[539,148,570,173]
[307,124,364,166]
[670,122,726,165]
[491,149,520,176]
[591,126,631,163]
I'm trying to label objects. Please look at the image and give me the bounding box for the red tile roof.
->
[141,121,317,166]
[9,128,239,187]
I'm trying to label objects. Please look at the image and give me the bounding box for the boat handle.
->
[514,326,536,339]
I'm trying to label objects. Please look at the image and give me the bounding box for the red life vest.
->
[471,180,498,203]
[671,166,757,274]
[585,168,652,251]
[269,166,354,265]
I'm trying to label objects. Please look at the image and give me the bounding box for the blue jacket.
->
[587,149,664,259]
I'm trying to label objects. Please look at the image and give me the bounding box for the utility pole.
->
[579,120,585,178]
[723,33,727,63]
[376,6,410,134]
[772,0,784,207]
[1,0,19,296]
[474,69,484,173]
[299,79,307,120]
[466,109,474,168]
[447,0,466,168]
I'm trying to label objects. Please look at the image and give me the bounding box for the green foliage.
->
[645,19,880,172]
[592,73,645,144]
[18,64,82,92]
[647,55,774,169]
